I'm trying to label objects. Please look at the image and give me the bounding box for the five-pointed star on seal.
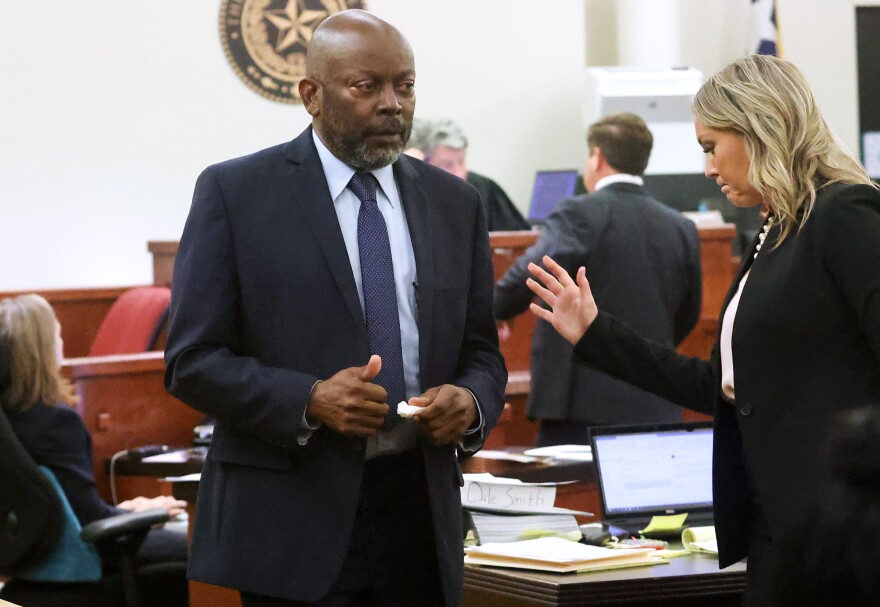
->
[264,1,328,53]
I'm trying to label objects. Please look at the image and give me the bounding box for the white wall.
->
[776,0,861,154]
[584,0,862,153]
[1,2,309,290]
[373,0,586,225]
[0,0,584,290]
[0,0,866,290]
[585,0,751,79]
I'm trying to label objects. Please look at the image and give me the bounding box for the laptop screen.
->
[590,422,713,519]
[528,170,579,221]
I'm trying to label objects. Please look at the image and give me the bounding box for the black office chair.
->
[0,405,186,607]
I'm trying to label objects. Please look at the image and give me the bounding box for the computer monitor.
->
[528,170,580,222]
[589,421,714,531]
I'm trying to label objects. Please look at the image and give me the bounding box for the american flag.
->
[752,0,780,56]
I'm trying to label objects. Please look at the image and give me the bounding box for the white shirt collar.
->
[312,129,397,206]
[594,173,644,192]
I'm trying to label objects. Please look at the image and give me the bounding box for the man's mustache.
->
[365,120,407,136]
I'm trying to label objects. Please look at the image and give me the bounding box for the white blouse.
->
[719,270,750,403]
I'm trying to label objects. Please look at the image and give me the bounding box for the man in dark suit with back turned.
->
[495,113,700,447]
[164,9,506,607]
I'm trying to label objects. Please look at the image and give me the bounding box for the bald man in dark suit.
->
[165,10,506,606]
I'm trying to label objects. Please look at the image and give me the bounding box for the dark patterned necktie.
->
[348,172,404,428]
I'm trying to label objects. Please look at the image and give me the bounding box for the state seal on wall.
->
[219,0,367,104]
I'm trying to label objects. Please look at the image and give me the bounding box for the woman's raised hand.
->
[526,255,598,345]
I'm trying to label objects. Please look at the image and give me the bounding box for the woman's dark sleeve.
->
[37,406,126,525]
[573,311,718,416]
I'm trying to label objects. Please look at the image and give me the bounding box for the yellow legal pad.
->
[639,513,689,535]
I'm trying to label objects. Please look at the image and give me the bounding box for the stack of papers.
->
[466,511,582,545]
[522,444,593,462]
[163,473,202,482]
[471,450,539,464]
[464,536,664,573]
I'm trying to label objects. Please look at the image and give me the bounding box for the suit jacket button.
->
[739,401,753,416]
[350,438,364,451]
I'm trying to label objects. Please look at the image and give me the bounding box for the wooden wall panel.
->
[62,352,203,501]
[490,231,540,377]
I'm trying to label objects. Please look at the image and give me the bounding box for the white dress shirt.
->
[593,173,644,192]
[309,131,420,457]
[301,131,481,457]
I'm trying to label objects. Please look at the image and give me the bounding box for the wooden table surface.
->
[464,552,745,606]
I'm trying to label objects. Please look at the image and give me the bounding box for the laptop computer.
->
[589,421,715,535]
[527,170,580,222]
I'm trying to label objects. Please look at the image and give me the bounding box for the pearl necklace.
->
[753,215,776,259]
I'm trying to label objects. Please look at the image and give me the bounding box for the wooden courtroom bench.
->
[61,352,204,502]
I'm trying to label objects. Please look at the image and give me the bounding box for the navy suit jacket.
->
[495,183,702,426]
[164,127,506,604]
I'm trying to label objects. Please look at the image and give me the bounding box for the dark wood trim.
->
[464,556,745,606]
[148,240,180,287]
[0,286,134,302]
[62,351,165,377]
[488,230,542,248]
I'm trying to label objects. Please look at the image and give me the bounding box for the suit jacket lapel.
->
[284,128,365,330]
[394,157,434,389]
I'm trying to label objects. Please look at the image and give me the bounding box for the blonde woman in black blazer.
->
[524,55,880,606]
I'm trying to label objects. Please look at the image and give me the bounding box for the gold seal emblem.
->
[220,0,367,104]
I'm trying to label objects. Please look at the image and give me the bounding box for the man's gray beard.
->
[323,128,403,172]
[348,142,402,172]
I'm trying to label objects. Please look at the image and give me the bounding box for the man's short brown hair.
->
[586,112,653,176]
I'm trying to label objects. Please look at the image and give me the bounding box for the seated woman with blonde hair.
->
[0,294,188,575]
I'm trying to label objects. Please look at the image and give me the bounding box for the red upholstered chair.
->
[88,287,171,356]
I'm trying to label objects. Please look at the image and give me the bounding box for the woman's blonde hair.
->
[693,54,876,243]
[0,294,77,414]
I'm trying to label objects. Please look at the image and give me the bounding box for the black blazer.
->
[8,401,124,526]
[495,183,702,425]
[571,183,880,567]
[164,127,507,604]
[466,171,530,231]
